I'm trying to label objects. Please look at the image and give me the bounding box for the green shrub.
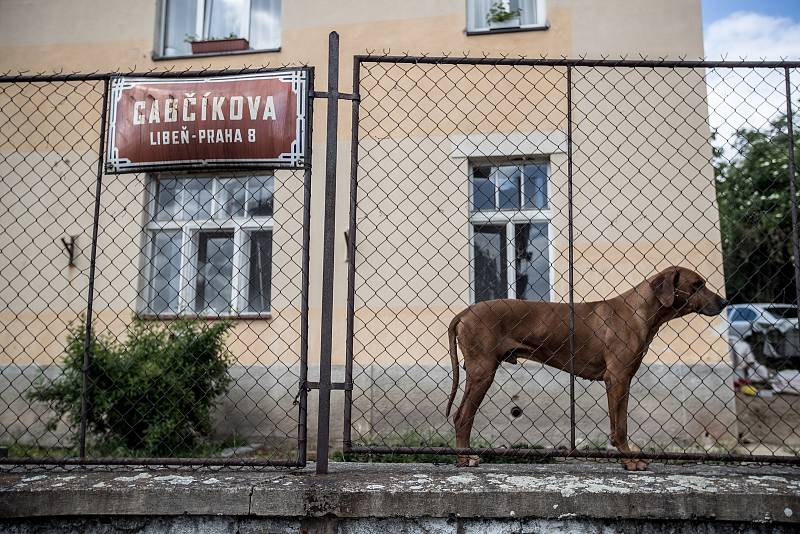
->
[28,318,234,456]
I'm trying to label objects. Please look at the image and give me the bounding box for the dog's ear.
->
[651,268,679,307]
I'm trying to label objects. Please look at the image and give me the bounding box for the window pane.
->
[515,223,550,301]
[155,178,181,221]
[163,0,197,56]
[523,163,548,209]
[766,306,797,320]
[194,231,234,313]
[148,230,182,314]
[247,175,274,216]
[497,166,521,210]
[520,0,539,26]
[473,225,507,302]
[250,0,281,49]
[155,177,213,221]
[181,178,213,220]
[218,178,247,218]
[471,166,495,211]
[467,0,491,31]
[247,231,272,312]
[205,0,249,39]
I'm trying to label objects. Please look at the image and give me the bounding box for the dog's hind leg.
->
[454,359,498,467]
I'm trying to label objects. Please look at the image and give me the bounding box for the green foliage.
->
[714,111,800,303]
[184,33,241,43]
[332,430,552,464]
[487,2,521,23]
[28,319,234,457]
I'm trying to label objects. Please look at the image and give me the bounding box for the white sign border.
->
[105,69,308,174]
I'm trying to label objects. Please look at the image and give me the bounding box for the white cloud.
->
[703,12,800,159]
[705,11,800,61]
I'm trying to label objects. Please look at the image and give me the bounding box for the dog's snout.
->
[719,298,729,308]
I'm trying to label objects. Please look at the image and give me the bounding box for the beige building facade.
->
[0,0,730,450]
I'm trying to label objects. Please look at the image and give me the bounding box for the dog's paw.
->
[457,455,481,467]
[621,458,649,471]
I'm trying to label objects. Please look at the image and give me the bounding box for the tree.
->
[714,111,800,304]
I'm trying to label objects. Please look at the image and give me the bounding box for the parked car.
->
[727,303,800,370]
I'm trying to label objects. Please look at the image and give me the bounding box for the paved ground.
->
[2,461,799,526]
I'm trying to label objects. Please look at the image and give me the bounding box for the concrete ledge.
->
[2,462,799,526]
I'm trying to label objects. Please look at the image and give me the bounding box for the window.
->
[467,0,546,33]
[159,0,281,57]
[143,175,274,316]
[469,161,551,302]
[728,308,757,322]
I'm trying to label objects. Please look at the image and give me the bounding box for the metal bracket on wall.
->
[306,381,353,391]
[61,236,76,267]
[311,90,360,102]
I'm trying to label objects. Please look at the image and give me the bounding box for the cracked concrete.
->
[1,462,799,532]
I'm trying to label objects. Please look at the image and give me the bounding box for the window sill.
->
[152,47,281,62]
[137,312,273,321]
[465,24,549,36]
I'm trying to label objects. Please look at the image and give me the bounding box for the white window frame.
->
[466,0,547,33]
[156,0,281,57]
[141,174,274,318]
[468,159,553,303]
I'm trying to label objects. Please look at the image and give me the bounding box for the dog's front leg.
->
[604,372,649,471]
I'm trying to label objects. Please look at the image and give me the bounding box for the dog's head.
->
[649,266,728,317]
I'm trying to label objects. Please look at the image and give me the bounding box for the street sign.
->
[105,70,307,173]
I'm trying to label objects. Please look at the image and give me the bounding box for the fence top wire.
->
[0,64,312,84]
[355,53,800,69]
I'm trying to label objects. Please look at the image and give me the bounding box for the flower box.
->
[190,38,249,55]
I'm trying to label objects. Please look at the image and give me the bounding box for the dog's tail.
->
[446,310,465,419]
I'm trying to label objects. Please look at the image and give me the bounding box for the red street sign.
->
[105,70,307,173]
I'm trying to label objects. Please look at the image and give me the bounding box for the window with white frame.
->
[469,161,551,302]
[159,0,281,57]
[143,175,274,316]
[467,0,545,33]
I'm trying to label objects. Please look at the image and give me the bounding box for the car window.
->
[765,306,798,320]
[729,308,757,322]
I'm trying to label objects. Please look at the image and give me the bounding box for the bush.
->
[28,318,234,456]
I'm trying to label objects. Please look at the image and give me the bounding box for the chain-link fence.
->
[344,57,800,464]
[3,56,800,469]
[0,68,312,466]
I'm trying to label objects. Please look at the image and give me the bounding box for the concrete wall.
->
[1,360,739,456]
[3,462,799,531]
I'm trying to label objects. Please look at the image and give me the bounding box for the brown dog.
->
[446,266,727,470]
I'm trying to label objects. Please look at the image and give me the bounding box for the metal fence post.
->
[298,66,315,465]
[785,67,800,323]
[79,77,110,459]
[566,65,576,453]
[316,31,340,474]
[343,58,361,452]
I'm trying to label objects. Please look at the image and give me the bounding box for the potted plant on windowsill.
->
[186,33,249,54]
[487,2,522,30]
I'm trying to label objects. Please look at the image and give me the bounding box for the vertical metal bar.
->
[786,67,800,324]
[316,31,340,475]
[297,66,315,465]
[79,77,110,458]
[566,65,576,452]
[343,58,361,452]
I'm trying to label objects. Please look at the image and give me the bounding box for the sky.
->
[700,1,800,155]
[702,0,800,60]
